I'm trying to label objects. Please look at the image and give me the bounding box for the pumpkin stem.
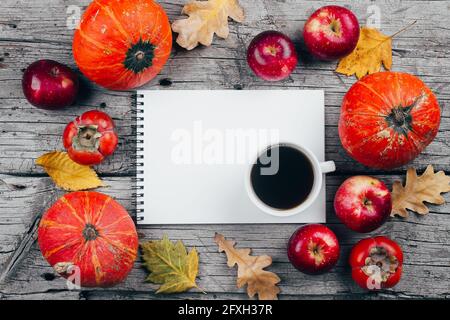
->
[83,224,99,241]
[392,108,406,126]
[385,107,412,136]
[53,262,75,274]
[124,39,155,74]
[135,51,145,61]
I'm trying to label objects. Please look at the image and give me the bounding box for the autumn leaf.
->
[336,22,417,79]
[141,235,201,294]
[214,233,280,300]
[336,27,392,79]
[172,0,245,50]
[391,165,450,218]
[36,151,104,191]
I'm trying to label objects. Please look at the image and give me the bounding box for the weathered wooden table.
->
[0,0,448,300]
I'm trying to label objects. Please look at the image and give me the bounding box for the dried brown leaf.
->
[214,233,280,300]
[391,165,450,217]
[172,0,245,50]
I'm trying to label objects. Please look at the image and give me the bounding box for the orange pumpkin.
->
[38,192,138,287]
[339,72,441,169]
[73,0,172,90]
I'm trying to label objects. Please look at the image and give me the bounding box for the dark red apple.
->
[303,5,360,61]
[287,224,340,274]
[334,176,392,233]
[247,31,298,81]
[22,59,79,109]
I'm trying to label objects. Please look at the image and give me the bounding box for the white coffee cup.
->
[245,142,336,217]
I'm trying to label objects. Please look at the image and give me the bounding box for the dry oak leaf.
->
[141,235,201,294]
[336,27,392,79]
[214,233,280,300]
[36,151,104,191]
[391,165,450,218]
[172,0,245,50]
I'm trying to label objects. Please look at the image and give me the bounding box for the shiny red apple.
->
[287,224,340,274]
[303,5,360,61]
[247,31,298,81]
[22,59,79,109]
[334,176,392,233]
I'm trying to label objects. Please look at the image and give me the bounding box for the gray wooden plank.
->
[0,0,449,174]
[0,175,134,283]
[0,0,449,300]
[0,175,448,299]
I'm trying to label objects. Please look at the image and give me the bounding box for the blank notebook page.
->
[136,90,326,224]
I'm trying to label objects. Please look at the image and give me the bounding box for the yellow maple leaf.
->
[141,235,201,294]
[391,165,450,218]
[336,27,392,79]
[36,151,104,191]
[214,233,280,300]
[172,0,245,50]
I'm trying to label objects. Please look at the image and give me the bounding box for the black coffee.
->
[250,145,314,210]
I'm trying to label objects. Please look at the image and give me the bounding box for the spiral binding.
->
[131,93,145,223]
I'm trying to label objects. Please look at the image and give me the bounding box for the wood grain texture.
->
[0,0,449,175]
[0,175,448,300]
[0,0,449,300]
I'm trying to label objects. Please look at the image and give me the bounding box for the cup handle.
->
[319,161,336,174]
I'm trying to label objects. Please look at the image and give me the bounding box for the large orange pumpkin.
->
[339,72,441,169]
[73,0,172,90]
[38,192,138,287]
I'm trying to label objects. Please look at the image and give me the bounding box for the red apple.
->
[303,5,360,61]
[22,59,79,109]
[287,224,340,274]
[247,31,298,81]
[334,176,392,233]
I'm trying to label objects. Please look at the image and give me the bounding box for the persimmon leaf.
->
[141,235,201,294]
[36,151,104,191]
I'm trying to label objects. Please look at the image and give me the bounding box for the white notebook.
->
[135,90,326,224]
